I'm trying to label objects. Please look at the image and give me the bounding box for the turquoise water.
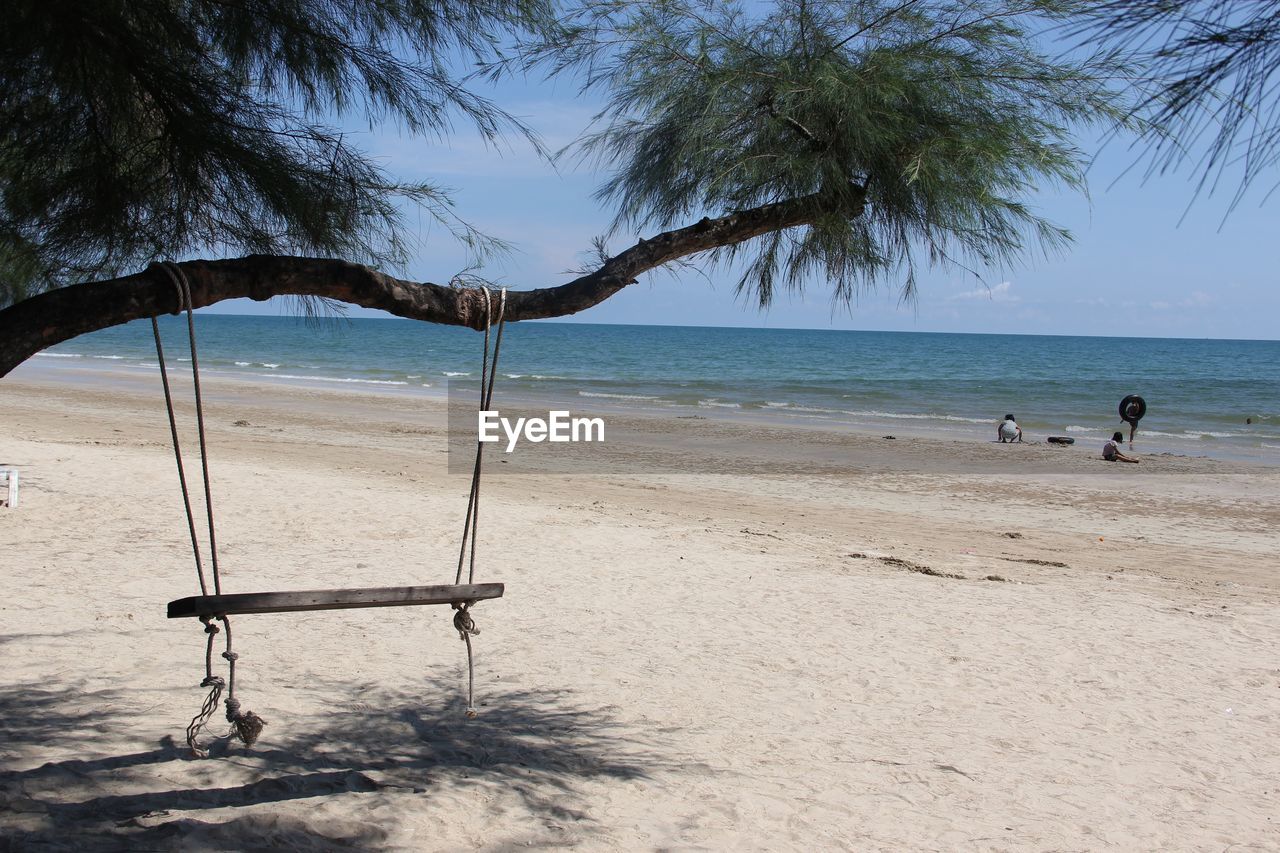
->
[34,315,1280,461]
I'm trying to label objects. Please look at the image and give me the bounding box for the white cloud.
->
[947,280,1019,302]
[1148,291,1216,312]
[1179,290,1214,308]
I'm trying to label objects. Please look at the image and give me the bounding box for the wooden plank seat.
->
[168,583,504,618]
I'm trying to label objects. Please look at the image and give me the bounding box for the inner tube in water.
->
[1047,436,1075,445]
[1119,394,1146,424]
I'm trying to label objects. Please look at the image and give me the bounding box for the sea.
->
[30,314,1280,464]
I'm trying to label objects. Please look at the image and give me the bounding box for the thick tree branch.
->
[0,188,862,376]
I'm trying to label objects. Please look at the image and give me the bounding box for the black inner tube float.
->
[1119,395,1147,425]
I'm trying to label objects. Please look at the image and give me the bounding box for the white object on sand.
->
[0,468,16,508]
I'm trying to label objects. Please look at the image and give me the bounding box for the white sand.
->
[2,369,1278,850]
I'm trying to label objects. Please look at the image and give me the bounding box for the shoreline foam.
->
[16,354,1278,466]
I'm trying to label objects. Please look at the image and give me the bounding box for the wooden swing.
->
[166,583,504,618]
[149,262,507,756]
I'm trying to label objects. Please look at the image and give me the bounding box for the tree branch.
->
[0,188,861,376]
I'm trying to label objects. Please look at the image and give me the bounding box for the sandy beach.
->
[2,365,1278,851]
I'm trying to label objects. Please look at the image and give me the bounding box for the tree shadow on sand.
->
[0,677,662,850]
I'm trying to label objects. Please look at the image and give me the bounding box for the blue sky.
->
[212,66,1280,341]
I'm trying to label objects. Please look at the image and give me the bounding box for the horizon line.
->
[195,309,1280,344]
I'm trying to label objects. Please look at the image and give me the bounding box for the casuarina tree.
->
[1074,1,1280,212]
[0,0,1129,374]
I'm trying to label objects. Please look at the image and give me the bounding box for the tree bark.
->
[0,188,861,377]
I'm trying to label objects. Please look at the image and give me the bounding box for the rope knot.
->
[453,603,479,640]
[199,675,225,689]
[200,618,220,635]
[224,697,267,747]
[222,650,239,662]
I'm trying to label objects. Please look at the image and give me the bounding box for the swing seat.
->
[167,582,503,618]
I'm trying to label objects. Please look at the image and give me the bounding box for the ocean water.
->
[33,315,1280,462]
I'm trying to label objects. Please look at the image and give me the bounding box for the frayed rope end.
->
[225,697,267,747]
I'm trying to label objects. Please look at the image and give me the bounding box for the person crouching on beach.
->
[998,414,1023,443]
[1103,431,1139,463]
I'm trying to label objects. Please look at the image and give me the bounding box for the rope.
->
[450,287,506,717]
[160,263,223,594]
[152,262,223,594]
[473,289,506,583]
[454,289,488,586]
[453,603,480,718]
[454,288,507,585]
[219,616,266,746]
[185,616,224,757]
[151,261,264,757]
[183,617,266,755]
[150,279,207,596]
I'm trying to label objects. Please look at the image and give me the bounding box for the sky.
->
[208,45,1280,341]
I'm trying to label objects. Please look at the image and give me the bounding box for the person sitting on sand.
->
[1103,431,1139,463]
[997,414,1023,443]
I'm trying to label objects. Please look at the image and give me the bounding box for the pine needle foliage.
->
[0,0,550,305]
[522,0,1130,306]
[1073,1,1280,211]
